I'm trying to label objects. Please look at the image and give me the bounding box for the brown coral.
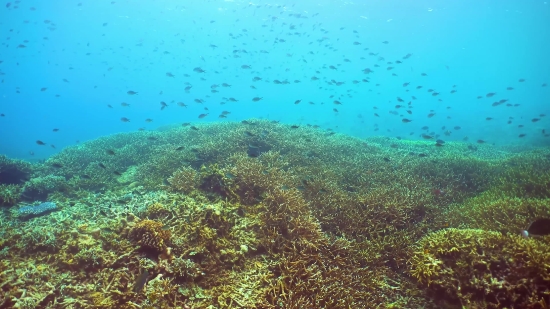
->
[129,219,171,253]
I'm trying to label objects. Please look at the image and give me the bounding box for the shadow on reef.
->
[0,120,549,308]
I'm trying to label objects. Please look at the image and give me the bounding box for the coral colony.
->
[0,120,549,308]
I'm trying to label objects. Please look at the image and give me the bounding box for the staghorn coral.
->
[168,165,199,194]
[409,228,550,308]
[129,219,171,253]
[447,193,550,234]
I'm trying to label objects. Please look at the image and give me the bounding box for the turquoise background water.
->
[1,0,549,159]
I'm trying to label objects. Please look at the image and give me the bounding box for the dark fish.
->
[121,102,130,107]
[106,149,115,155]
[98,163,107,169]
[175,146,184,151]
[190,126,199,130]
[166,72,175,77]
[421,134,433,139]
[290,125,299,129]
[436,139,445,144]
[127,91,138,95]
[133,270,149,293]
[113,171,122,176]
[294,99,301,104]
[476,139,486,144]
[51,163,63,168]
[36,140,46,145]
[532,118,540,122]
[121,117,130,122]
[147,136,158,141]
[402,118,412,123]
[244,131,254,137]
[81,174,91,179]
[486,92,496,97]
[198,113,208,118]
[522,218,550,237]
[518,134,526,138]
[427,113,436,118]
[53,128,59,132]
[252,97,263,102]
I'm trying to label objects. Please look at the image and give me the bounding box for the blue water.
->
[1,0,549,160]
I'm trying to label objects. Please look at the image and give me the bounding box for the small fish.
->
[294,100,301,104]
[175,146,184,151]
[532,118,540,122]
[121,102,130,107]
[252,97,263,102]
[486,92,496,97]
[36,140,46,145]
[106,149,115,155]
[51,163,63,168]
[113,171,122,176]
[52,128,59,132]
[522,218,550,237]
[145,118,153,123]
[198,113,208,119]
[127,90,138,95]
[402,118,412,123]
[518,134,526,138]
[166,72,175,77]
[133,270,149,293]
[81,174,91,179]
[147,136,158,141]
[98,163,107,169]
[290,125,299,129]
[476,139,486,144]
[121,117,130,122]
[427,113,436,118]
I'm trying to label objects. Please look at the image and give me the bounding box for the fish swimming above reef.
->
[522,218,550,238]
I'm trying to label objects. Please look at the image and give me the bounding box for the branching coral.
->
[168,166,199,194]
[409,228,550,308]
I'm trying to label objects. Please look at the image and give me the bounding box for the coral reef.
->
[0,120,549,308]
